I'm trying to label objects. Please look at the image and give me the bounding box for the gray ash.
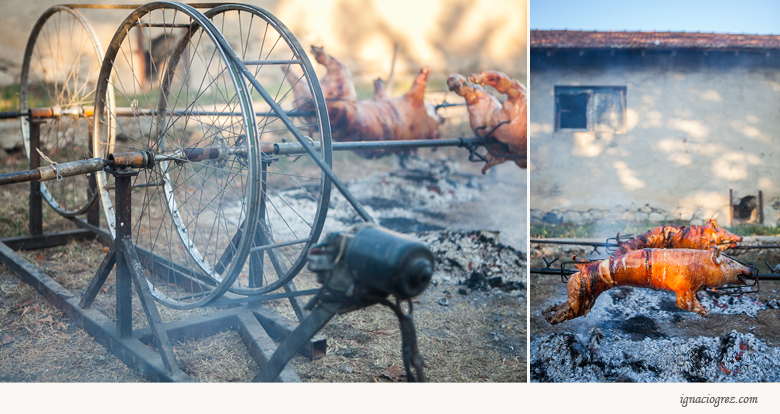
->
[419,230,526,294]
[531,329,780,382]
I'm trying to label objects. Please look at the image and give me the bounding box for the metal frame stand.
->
[0,128,326,382]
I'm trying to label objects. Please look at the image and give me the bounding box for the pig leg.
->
[543,301,576,325]
[675,290,709,317]
[310,46,357,101]
[469,71,525,102]
[405,68,430,102]
[373,78,389,100]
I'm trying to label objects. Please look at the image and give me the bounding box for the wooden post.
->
[729,189,734,227]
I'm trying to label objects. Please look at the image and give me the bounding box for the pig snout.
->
[724,257,755,285]
[718,228,743,245]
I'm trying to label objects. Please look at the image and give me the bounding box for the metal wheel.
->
[93,2,260,309]
[206,4,332,295]
[20,5,114,217]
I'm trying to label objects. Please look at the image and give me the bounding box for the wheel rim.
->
[20,5,114,217]
[94,2,260,309]
[206,4,332,295]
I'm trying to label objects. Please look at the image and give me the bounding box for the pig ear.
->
[574,262,589,271]
[709,219,719,230]
[573,255,588,271]
[710,246,722,265]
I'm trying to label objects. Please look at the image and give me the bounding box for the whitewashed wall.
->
[530,50,780,226]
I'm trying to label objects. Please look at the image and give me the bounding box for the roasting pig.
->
[615,219,742,256]
[543,247,755,325]
[447,71,527,173]
[283,46,443,158]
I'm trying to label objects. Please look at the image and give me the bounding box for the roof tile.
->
[531,30,780,50]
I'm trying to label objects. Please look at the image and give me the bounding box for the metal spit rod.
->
[0,136,490,187]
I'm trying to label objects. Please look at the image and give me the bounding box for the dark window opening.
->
[731,191,763,225]
[557,93,588,129]
[555,86,627,132]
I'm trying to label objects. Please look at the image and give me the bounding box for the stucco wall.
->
[530,49,780,226]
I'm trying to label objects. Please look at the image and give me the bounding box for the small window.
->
[555,86,626,133]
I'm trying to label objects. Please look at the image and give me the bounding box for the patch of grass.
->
[726,224,780,237]
[531,220,690,239]
[530,223,598,239]
[0,84,21,112]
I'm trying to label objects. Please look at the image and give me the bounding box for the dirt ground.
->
[0,143,526,383]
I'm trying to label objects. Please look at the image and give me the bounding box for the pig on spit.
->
[447,71,527,173]
[543,247,756,325]
[614,219,742,256]
[283,46,443,158]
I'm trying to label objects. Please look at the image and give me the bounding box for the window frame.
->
[554,85,627,134]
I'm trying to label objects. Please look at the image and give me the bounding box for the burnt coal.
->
[618,315,666,340]
[465,271,489,290]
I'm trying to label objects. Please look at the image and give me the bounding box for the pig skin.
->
[543,247,754,325]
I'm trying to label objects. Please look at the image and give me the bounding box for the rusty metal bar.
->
[124,238,180,374]
[249,238,309,253]
[235,311,301,382]
[29,121,43,236]
[0,229,96,251]
[111,107,314,118]
[109,152,153,169]
[135,309,237,343]
[114,171,135,338]
[0,106,94,120]
[273,137,487,155]
[79,241,117,309]
[253,306,335,382]
[530,238,612,248]
[0,158,107,186]
[251,305,327,359]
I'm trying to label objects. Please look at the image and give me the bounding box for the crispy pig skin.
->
[447,71,527,173]
[543,248,752,325]
[284,46,442,158]
[616,219,742,256]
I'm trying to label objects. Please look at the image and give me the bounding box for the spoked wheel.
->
[93,2,260,310]
[206,4,332,295]
[20,5,114,217]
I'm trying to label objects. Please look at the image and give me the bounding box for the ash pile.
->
[325,156,484,233]
[265,156,484,239]
[531,286,780,382]
[420,230,526,295]
[532,329,780,382]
